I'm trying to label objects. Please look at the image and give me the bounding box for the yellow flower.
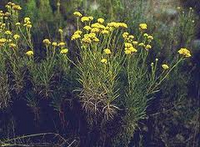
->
[91,28,100,33]
[104,48,111,54]
[25,50,34,56]
[6,39,12,43]
[124,49,132,55]
[12,5,22,11]
[71,34,81,40]
[128,35,134,41]
[107,22,120,28]
[15,22,21,26]
[88,33,96,39]
[0,38,7,44]
[162,64,169,70]
[101,30,109,34]
[74,30,82,35]
[43,39,51,45]
[101,58,107,64]
[145,45,152,50]
[125,43,132,48]
[143,33,148,37]
[5,30,12,35]
[97,18,104,24]
[178,48,191,57]
[129,47,137,53]
[13,34,20,40]
[132,41,138,45]
[71,32,81,40]
[26,24,32,28]
[138,43,145,47]
[52,42,58,46]
[91,23,105,29]
[58,42,66,47]
[122,32,129,39]
[139,23,147,30]
[60,48,68,54]
[58,29,63,33]
[24,17,30,23]
[83,26,91,31]
[93,37,100,42]
[118,23,128,28]
[81,16,90,22]
[82,37,92,44]
[88,16,94,21]
[148,35,153,40]
[9,43,17,48]
[73,11,82,17]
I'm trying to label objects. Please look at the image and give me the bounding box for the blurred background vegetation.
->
[0,0,199,146]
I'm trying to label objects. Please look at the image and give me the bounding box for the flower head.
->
[60,48,69,54]
[139,23,147,30]
[52,42,58,46]
[104,48,111,55]
[73,11,82,17]
[124,49,132,55]
[81,16,90,22]
[162,64,169,70]
[145,45,152,50]
[101,58,107,64]
[58,42,66,47]
[97,18,104,24]
[25,50,34,56]
[148,35,153,40]
[13,34,20,40]
[58,29,63,33]
[83,25,91,31]
[9,43,17,49]
[43,39,51,45]
[178,48,191,57]
[5,30,12,35]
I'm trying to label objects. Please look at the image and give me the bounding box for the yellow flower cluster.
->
[43,39,51,45]
[124,42,137,55]
[107,22,128,29]
[52,42,58,47]
[82,33,99,44]
[97,18,104,24]
[73,11,82,17]
[162,64,169,70]
[13,34,20,40]
[143,33,154,40]
[60,48,68,54]
[178,48,191,57]
[104,48,111,55]
[9,43,17,49]
[0,38,7,46]
[145,45,152,50]
[83,26,91,31]
[101,58,107,64]
[123,32,135,42]
[71,30,82,40]
[23,17,32,28]
[139,23,147,30]
[25,50,34,56]
[81,16,93,22]
[5,2,21,11]
[5,30,12,35]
